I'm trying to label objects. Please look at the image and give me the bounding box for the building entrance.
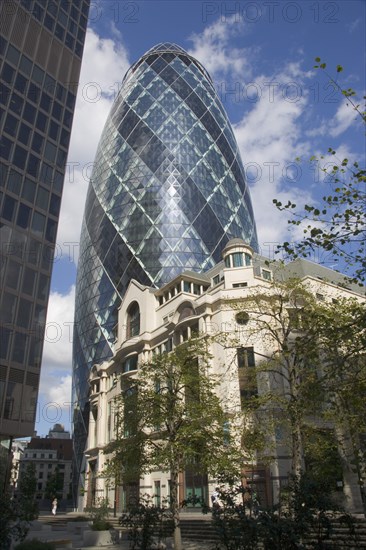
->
[184,470,208,508]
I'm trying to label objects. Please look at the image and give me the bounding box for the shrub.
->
[119,494,174,550]
[0,493,30,549]
[206,485,259,550]
[85,497,113,531]
[206,474,357,550]
[91,519,113,531]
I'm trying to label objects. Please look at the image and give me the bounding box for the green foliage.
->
[104,336,242,550]
[0,463,40,548]
[274,59,366,284]
[277,473,356,547]
[229,279,366,498]
[208,484,259,550]
[227,280,324,475]
[208,475,357,549]
[17,463,38,521]
[14,540,56,550]
[119,494,174,550]
[85,497,112,531]
[305,297,366,499]
[0,492,30,550]
[104,337,242,483]
[44,466,63,501]
[303,427,343,490]
[90,519,112,531]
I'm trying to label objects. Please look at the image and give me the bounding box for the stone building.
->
[83,239,365,514]
[18,425,72,507]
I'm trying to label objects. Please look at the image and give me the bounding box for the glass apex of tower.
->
[145,42,189,55]
[124,42,213,86]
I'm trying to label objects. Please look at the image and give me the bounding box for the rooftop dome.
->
[222,238,254,258]
[225,238,248,248]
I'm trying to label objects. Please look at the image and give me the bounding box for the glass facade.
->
[72,43,258,475]
[0,0,90,442]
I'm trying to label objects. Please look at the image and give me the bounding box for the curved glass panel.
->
[72,43,258,472]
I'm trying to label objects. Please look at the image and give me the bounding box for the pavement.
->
[20,512,216,550]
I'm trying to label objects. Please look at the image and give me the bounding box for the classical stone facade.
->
[18,432,72,507]
[83,239,365,513]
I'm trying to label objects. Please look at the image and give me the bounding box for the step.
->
[110,514,366,548]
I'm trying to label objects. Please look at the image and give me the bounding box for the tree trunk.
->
[335,423,364,513]
[170,467,182,550]
[288,359,304,477]
[292,421,304,477]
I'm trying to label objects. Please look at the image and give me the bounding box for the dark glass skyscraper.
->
[0,0,90,448]
[72,42,258,478]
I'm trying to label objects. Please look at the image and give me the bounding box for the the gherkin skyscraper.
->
[72,42,258,478]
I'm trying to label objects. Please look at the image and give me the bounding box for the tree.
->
[302,426,343,489]
[304,296,366,510]
[226,279,323,478]
[104,336,242,550]
[0,464,39,549]
[44,466,63,501]
[0,492,29,550]
[17,463,38,521]
[271,58,366,512]
[274,59,366,284]
[227,278,366,511]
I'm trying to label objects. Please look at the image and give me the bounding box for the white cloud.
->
[36,373,73,436]
[77,27,130,103]
[38,286,75,424]
[56,28,131,261]
[232,67,314,251]
[329,101,357,137]
[110,20,123,40]
[348,18,361,33]
[188,16,255,80]
[41,285,75,373]
[307,144,359,187]
[48,375,72,408]
[306,101,358,139]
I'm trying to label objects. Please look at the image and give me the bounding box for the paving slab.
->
[23,513,219,549]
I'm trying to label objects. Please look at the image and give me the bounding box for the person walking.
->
[211,487,220,509]
[52,498,58,515]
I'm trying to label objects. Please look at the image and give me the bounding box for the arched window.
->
[126,302,140,338]
[178,304,195,322]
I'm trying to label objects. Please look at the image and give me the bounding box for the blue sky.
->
[34,0,365,436]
